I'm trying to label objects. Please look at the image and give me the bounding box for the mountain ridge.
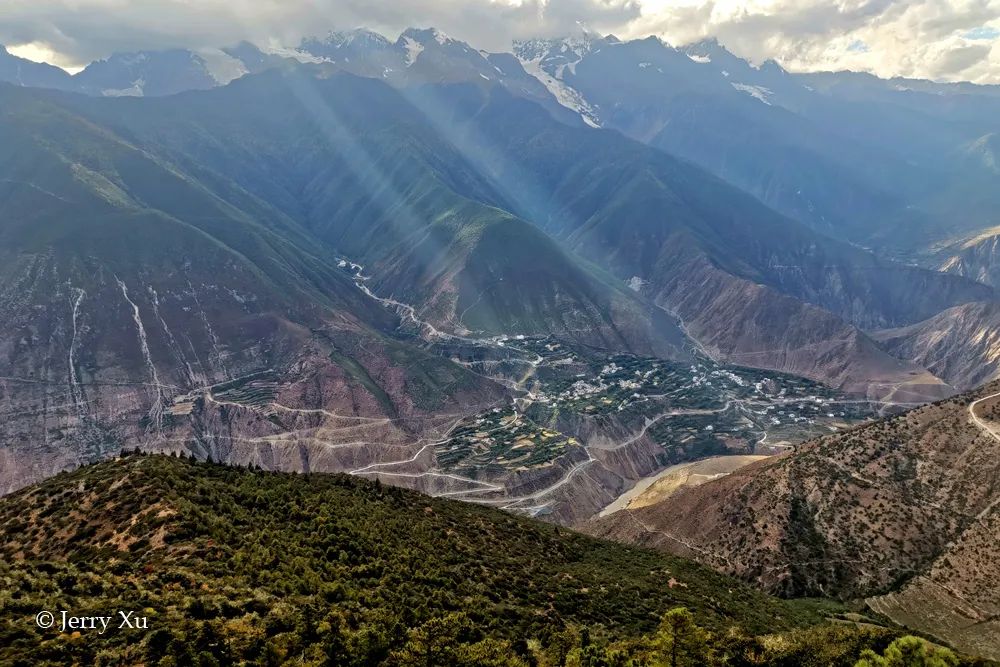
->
[0,452,912,665]
[6,27,1000,259]
[586,382,1000,659]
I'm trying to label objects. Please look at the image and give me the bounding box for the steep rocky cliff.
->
[941,231,1000,287]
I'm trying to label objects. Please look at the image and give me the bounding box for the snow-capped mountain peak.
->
[401,36,424,66]
[513,36,604,127]
[512,31,607,73]
[399,27,456,47]
[318,28,391,50]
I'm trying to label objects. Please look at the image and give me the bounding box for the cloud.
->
[631,0,1000,83]
[2,0,1000,83]
[0,0,638,66]
[932,42,992,75]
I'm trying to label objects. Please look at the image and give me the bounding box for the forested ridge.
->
[0,454,989,665]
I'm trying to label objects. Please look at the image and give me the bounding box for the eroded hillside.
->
[587,383,1000,659]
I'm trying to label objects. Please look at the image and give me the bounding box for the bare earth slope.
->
[941,231,1000,288]
[586,383,1000,659]
[654,252,954,403]
[874,301,1000,390]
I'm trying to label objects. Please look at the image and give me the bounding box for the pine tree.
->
[854,636,959,667]
[651,608,712,667]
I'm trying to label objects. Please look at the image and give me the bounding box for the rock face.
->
[585,384,1000,660]
[874,302,1000,390]
[941,231,1000,288]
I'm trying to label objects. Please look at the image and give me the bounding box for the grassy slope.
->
[0,454,870,665]
[0,84,373,318]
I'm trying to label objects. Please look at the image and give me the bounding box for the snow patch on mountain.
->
[263,45,329,64]
[102,78,145,97]
[518,55,600,127]
[402,37,424,66]
[688,54,711,64]
[196,49,248,85]
[732,83,773,105]
[627,276,647,292]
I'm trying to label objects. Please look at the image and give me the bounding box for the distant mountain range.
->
[5,30,1000,255]
[3,29,1000,493]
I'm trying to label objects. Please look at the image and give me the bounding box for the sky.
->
[2,0,999,83]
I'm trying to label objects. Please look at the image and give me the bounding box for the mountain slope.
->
[438,83,994,327]
[9,30,1000,256]
[514,34,1000,255]
[418,83,991,399]
[512,35,915,242]
[0,453,886,665]
[587,384,1000,659]
[874,302,1000,390]
[53,70,688,358]
[71,66,986,400]
[941,230,1000,288]
[0,81,506,494]
[0,45,76,90]
[0,45,250,97]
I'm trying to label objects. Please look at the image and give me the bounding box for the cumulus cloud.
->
[2,0,1000,83]
[630,0,1000,83]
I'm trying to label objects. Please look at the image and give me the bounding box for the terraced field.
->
[435,406,579,472]
[169,261,882,524]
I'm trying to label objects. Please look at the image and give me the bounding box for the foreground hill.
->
[0,454,940,665]
[588,383,1000,659]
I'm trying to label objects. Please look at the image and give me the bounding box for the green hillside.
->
[0,454,933,666]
